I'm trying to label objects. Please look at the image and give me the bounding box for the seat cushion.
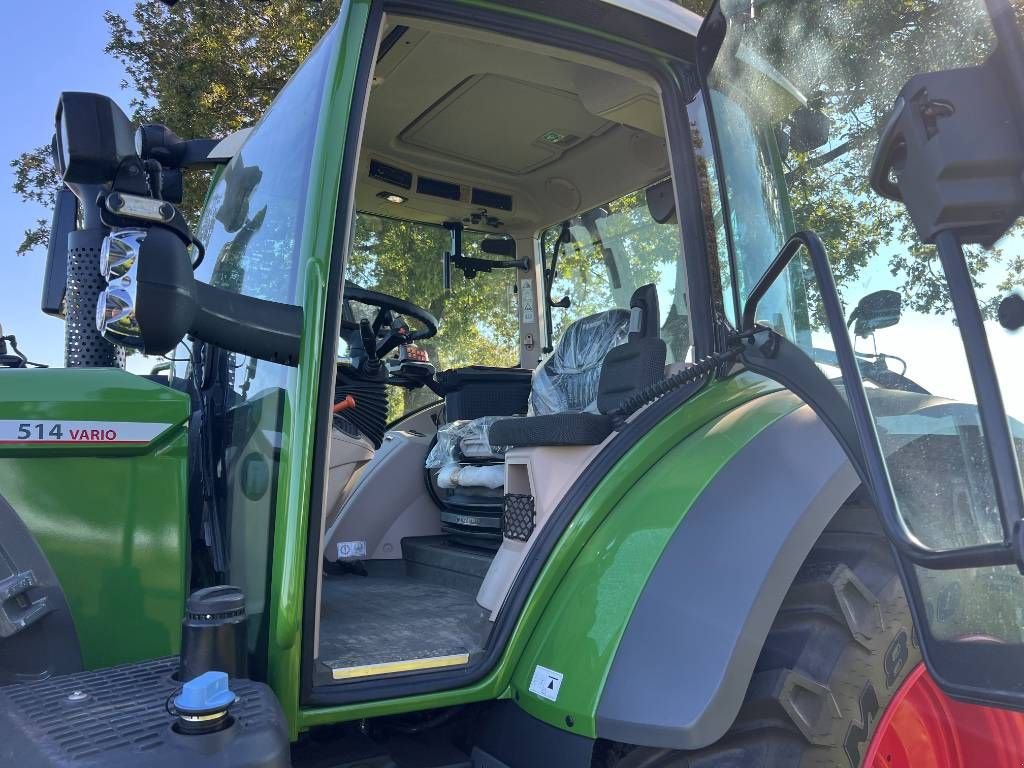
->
[488,412,613,448]
[530,309,630,415]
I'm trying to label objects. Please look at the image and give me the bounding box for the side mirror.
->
[54,92,137,187]
[96,225,302,365]
[788,107,831,153]
[40,186,79,317]
[848,289,901,338]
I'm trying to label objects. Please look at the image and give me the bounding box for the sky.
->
[0,0,142,369]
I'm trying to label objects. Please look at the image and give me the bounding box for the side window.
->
[543,186,691,363]
[347,213,519,418]
[703,0,1024,696]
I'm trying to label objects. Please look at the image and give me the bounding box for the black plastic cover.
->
[41,187,77,317]
[438,366,532,422]
[0,657,289,768]
[54,92,137,185]
[869,57,1024,246]
[181,585,248,681]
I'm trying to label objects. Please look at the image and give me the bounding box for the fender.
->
[596,401,858,748]
[509,392,859,751]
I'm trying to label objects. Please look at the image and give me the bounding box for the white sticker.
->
[336,540,367,560]
[520,278,536,324]
[0,420,171,445]
[528,665,564,702]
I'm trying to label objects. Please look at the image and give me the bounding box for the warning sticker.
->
[0,420,171,445]
[336,540,367,560]
[528,665,564,702]
[520,278,536,324]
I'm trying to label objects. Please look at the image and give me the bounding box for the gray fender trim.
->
[595,403,859,750]
[0,493,83,683]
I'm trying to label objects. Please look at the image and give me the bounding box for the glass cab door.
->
[694,0,1024,709]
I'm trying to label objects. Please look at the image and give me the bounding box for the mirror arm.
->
[740,235,804,331]
[192,282,303,367]
[544,221,571,310]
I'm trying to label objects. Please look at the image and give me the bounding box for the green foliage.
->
[11,144,60,255]
[10,0,341,255]
[8,0,1020,343]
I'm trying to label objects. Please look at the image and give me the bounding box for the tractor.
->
[2,0,1024,765]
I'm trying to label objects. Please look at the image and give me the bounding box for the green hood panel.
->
[0,369,189,455]
[0,368,190,669]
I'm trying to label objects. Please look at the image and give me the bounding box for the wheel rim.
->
[865,662,1024,768]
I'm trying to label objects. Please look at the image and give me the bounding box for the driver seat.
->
[429,285,666,546]
[489,283,667,447]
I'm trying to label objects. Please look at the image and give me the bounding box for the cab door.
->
[694,0,1024,710]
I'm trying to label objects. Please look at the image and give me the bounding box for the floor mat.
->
[319,564,492,682]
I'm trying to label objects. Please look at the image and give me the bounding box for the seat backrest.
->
[596,284,667,414]
[530,308,630,415]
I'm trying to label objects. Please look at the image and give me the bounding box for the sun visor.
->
[574,67,664,137]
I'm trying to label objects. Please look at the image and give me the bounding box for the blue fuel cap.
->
[173,670,237,716]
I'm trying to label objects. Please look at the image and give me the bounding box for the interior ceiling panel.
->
[399,74,611,175]
[357,20,671,231]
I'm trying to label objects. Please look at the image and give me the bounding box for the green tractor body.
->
[0,369,190,667]
[3,0,1024,766]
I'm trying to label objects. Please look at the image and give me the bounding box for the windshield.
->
[702,0,1024,646]
[345,213,520,418]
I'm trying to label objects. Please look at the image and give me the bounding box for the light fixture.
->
[100,228,147,281]
[377,191,407,204]
[96,285,144,349]
[96,228,146,349]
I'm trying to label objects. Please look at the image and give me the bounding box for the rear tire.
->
[599,503,920,768]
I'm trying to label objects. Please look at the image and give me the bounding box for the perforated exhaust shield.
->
[65,228,124,368]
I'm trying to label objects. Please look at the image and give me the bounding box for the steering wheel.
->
[341,281,438,358]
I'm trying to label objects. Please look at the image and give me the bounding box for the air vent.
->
[417,176,461,201]
[369,159,412,189]
[471,188,513,211]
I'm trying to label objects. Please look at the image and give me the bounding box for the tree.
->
[11,0,709,256]
[11,145,61,256]
[11,0,341,255]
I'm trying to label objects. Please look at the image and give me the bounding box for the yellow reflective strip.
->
[331,653,470,680]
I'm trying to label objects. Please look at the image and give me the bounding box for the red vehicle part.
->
[866,663,1024,767]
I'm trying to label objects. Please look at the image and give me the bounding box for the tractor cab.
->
[183,12,702,690]
[5,0,1024,765]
